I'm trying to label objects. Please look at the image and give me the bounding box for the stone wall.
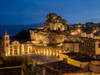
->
[59,54,90,68]
[79,39,95,56]
[63,43,79,53]
[79,39,100,56]
[30,29,66,45]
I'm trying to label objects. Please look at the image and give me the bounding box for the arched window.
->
[6,37,9,40]
[67,48,69,51]
[6,43,8,47]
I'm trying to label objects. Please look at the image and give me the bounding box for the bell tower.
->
[2,31,10,56]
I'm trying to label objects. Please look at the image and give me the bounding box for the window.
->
[6,43,8,47]
[6,37,8,40]
[14,46,17,55]
[67,48,69,51]
[98,43,100,47]
[19,46,22,54]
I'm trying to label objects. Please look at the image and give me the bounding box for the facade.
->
[9,41,33,56]
[2,31,62,56]
[62,42,80,53]
[2,31,10,56]
[79,39,100,56]
[33,46,62,56]
[2,31,32,56]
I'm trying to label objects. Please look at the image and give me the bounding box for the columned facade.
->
[2,31,62,57]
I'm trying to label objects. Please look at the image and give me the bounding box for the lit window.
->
[67,48,69,51]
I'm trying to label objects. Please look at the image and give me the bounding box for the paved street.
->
[22,54,59,64]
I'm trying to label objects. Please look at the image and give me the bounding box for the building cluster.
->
[0,13,100,75]
[0,13,100,58]
[69,23,100,39]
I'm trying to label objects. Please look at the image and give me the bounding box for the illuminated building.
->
[2,31,10,56]
[2,31,62,56]
[79,39,100,57]
[62,42,80,53]
[37,27,44,29]
[44,13,68,31]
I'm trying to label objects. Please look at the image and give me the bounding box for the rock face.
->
[29,13,68,46]
[30,29,66,45]
[12,13,73,46]
[29,13,81,46]
[10,13,81,46]
[44,13,67,31]
[30,29,50,45]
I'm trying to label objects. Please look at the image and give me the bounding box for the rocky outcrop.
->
[44,13,68,31]
[29,29,67,45]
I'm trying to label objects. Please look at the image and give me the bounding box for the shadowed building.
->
[79,39,100,57]
[62,42,80,53]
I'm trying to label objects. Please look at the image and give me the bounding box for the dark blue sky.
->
[0,0,100,25]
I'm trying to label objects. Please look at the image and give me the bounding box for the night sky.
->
[0,0,100,25]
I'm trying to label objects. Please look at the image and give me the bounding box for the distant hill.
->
[0,23,43,37]
[11,30,31,43]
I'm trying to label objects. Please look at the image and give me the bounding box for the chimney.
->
[42,66,46,75]
[33,58,36,67]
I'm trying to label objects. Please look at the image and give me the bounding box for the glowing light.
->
[47,50,49,56]
[77,29,81,33]
[71,32,74,35]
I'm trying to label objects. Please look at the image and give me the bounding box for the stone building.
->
[59,52,91,68]
[62,42,80,53]
[2,31,10,56]
[2,31,62,56]
[2,31,32,56]
[59,53,100,74]
[44,13,68,31]
[79,39,100,56]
